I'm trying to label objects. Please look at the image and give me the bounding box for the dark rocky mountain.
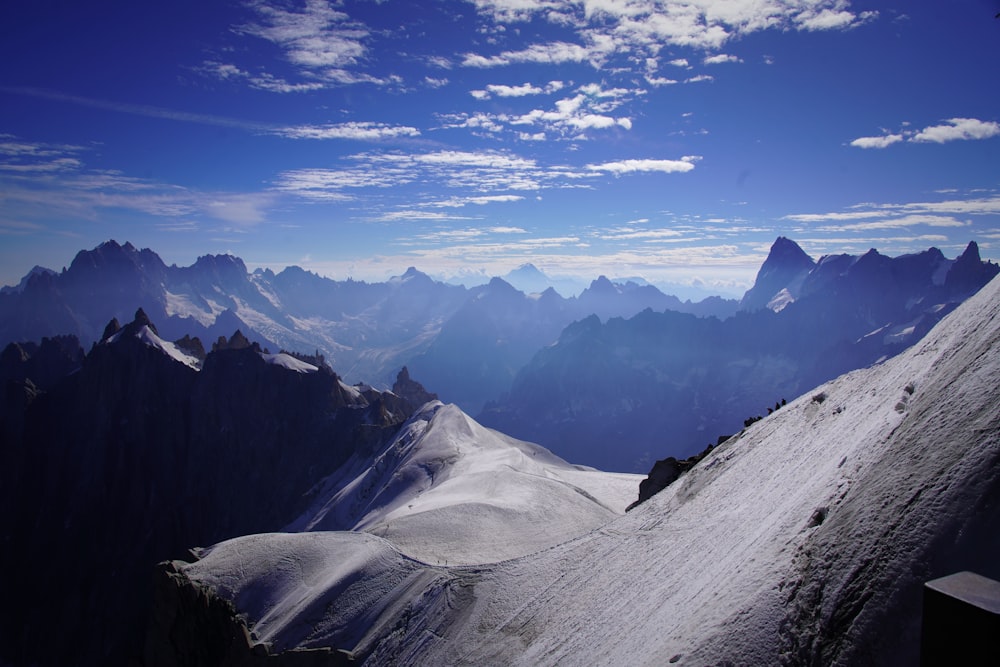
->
[0,310,430,667]
[479,239,999,471]
[739,235,816,311]
[0,240,730,412]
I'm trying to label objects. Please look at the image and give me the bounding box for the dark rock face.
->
[392,366,438,408]
[625,442,717,511]
[0,312,418,667]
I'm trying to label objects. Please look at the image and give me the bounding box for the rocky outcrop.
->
[391,366,438,408]
[145,560,353,667]
[626,440,720,511]
[0,311,416,667]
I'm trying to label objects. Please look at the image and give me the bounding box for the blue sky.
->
[1,0,999,295]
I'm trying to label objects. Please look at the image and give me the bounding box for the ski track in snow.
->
[179,275,1000,666]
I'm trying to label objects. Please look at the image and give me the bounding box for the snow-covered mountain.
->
[480,238,998,470]
[152,273,1000,667]
[285,401,641,566]
[0,240,728,412]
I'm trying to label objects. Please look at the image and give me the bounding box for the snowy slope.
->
[178,275,1000,666]
[285,401,642,564]
[108,324,202,370]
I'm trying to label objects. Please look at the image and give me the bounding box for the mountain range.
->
[480,238,998,470]
[1,240,998,665]
[148,270,1000,666]
[1,238,996,473]
[0,240,737,415]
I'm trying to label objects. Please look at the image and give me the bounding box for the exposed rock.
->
[626,442,716,511]
[213,329,258,353]
[392,366,438,408]
[102,317,122,341]
[173,334,206,361]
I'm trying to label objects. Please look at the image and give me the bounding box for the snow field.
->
[182,276,1000,666]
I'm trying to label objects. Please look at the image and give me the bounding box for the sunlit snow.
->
[180,276,1000,665]
[260,352,319,373]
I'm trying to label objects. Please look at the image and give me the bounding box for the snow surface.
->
[260,352,319,373]
[163,289,224,327]
[285,401,642,565]
[766,286,795,312]
[180,276,1000,666]
[109,324,202,370]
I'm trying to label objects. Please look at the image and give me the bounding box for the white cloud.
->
[375,210,477,222]
[471,0,877,59]
[685,74,714,84]
[799,9,878,31]
[424,195,526,208]
[238,0,368,70]
[587,157,699,175]
[850,133,904,149]
[645,75,678,86]
[597,227,686,241]
[461,41,590,67]
[851,118,1000,148]
[273,122,421,140]
[703,53,742,65]
[201,61,328,93]
[488,82,545,97]
[472,80,566,99]
[449,83,639,139]
[785,194,1000,234]
[911,118,1000,144]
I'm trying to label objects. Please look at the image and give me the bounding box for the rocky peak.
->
[946,241,999,295]
[212,329,258,353]
[740,237,815,312]
[392,366,439,409]
[102,317,122,342]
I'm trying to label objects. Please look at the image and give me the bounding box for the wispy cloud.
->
[784,193,1000,233]
[0,86,422,145]
[850,118,1000,148]
[0,86,269,131]
[273,122,421,140]
[445,83,640,139]
[703,53,743,65]
[587,157,700,175]
[849,133,904,149]
[469,0,877,59]
[0,134,277,227]
[238,0,368,71]
[461,42,589,67]
[470,80,565,99]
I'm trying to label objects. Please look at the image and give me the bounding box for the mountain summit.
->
[740,236,815,312]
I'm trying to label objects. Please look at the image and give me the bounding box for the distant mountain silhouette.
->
[479,239,998,471]
[0,240,734,413]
